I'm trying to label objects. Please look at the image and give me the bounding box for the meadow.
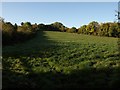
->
[3,31,120,89]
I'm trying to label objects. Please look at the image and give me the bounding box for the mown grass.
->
[3,31,120,89]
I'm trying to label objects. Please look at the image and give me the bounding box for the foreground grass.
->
[3,31,120,89]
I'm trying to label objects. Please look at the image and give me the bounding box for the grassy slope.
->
[3,31,120,88]
[3,31,118,54]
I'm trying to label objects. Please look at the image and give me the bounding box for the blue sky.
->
[2,2,118,28]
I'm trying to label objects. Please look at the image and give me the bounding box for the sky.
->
[1,0,119,2]
[2,2,118,28]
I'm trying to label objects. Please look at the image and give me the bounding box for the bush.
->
[2,22,37,46]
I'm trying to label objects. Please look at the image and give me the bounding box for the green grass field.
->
[3,31,120,89]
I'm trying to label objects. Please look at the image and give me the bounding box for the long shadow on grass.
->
[118,23,120,60]
[2,31,61,88]
[2,31,56,57]
[2,31,120,89]
[118,38,120,60]
[2,65,120,89]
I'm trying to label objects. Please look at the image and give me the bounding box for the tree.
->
[108,23,119,37]
[98,23,110,36]
[68,27,77,33]
[78,25,87,34]
[51,22,66,31]
[38,24,46,31]
[2,22,16,45]
[23,22,32,27]
[2,22,16,36]
[14,23,18,30]
[0,17,4,22]
[32,23,39,31]
[21,22,24,26]
[87,21,100,35]
[18,22,34,33]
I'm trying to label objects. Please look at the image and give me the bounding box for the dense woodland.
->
[1,17,120,46]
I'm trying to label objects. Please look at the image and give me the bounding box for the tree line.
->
[1,18,120,46]
[50,21,120,38]
[2,21,37,45]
